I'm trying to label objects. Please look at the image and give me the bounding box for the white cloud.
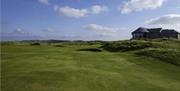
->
[120,0,165,14]
[85,24,118,32]
[13,28,33,35]
[146,14,180,31]
[146,14,180,25]
[38,0,50,5]
[89,5,108,14]
[42,28,55,32]
[54,6,88,18]
[85,24,119,35]
[54,5,108,18]
[14,28,25,34]
[46,28,55,32]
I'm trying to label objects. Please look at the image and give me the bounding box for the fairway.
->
[1,44,180,91]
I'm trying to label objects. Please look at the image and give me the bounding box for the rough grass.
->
[101,39,180,66]
[135,48,180,66]
[101,40,165,52]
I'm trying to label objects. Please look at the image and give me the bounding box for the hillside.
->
[1,39,180,91]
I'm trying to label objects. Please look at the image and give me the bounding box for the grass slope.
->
[1,42,180,91]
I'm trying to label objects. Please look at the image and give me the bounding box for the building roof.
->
[147,28,162,33]
[132,27,179,34]
[161,29,179,34]
[132,27,149,34]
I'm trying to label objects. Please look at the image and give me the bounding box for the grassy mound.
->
[101,39,180,66]
[135,48,180,66]
[101,40,164,52]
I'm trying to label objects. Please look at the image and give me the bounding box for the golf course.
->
[1,40,180,91]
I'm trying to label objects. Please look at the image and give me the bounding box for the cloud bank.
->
[84,24,131,40]
[146,14,180,30]
[120,0,165,14]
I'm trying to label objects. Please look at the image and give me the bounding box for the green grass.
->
[1,42,180,91]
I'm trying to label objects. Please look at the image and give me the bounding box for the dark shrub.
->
[30,42,40,46]
[77,48,102,52]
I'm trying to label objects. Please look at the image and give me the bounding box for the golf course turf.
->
[1,42,180,91]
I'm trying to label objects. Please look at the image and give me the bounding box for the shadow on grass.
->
[77,48,102,52]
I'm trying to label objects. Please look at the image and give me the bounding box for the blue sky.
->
[1,0,180,40]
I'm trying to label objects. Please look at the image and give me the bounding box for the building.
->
[132,27,180,39]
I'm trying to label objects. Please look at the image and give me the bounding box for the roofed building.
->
[132,27,180,39]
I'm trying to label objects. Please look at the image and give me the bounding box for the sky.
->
[1,0,180,41]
